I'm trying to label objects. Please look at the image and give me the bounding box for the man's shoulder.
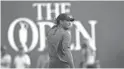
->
[58,28,70,35]
[62,30,71,38]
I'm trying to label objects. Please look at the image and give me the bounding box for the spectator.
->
[14,46,31,69]
[1,45,12,68]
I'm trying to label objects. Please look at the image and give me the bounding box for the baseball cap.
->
[56,13,75,22]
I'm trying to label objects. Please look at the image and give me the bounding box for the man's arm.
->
[64,49,75,68]
[62,32,75,68]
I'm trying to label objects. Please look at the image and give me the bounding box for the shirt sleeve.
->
[62,31,71,50]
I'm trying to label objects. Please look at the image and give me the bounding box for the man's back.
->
[47,26,65,59]
[47,26,72,68]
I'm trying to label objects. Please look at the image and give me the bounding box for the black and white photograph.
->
[1,0,124,68]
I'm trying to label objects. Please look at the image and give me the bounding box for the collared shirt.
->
[47,26,71,62]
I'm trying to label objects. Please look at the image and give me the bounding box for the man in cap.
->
[1,45,12,68]
[47,13,75,68]
[14,46,31,68]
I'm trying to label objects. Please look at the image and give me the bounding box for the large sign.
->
[8,3,97,52]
